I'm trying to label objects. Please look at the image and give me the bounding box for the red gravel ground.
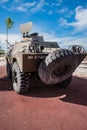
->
[0,65,87,130]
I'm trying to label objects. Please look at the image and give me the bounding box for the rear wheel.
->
[12,62,29,94]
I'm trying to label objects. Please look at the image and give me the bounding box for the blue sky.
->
[0,0,87,50]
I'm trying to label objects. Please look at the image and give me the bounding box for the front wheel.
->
[38,49,77,85]
[12,62,29,94]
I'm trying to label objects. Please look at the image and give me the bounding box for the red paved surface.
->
[0,66,87,130]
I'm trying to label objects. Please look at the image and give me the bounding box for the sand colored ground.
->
[0,56,6,66]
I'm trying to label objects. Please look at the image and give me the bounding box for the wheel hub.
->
[53,65,69,76]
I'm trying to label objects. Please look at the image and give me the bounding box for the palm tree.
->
[5,17,14,48]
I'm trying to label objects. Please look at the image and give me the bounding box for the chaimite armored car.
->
[6,22,87,94]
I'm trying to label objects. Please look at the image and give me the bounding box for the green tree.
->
[5,17,14,47]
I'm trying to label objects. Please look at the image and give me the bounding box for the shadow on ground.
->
[0,76,87,106]
[26,76,87,106]
[0,76,12,91]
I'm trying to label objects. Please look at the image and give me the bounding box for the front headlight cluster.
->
[29,45,44,53]
[29,45,35,53]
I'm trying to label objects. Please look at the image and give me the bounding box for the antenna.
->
[20,22,32,37]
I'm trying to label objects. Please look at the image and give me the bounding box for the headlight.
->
[29,45,35,52]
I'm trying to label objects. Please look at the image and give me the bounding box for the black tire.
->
[12,62,29,94]
[57,76,72,88]
[38,49,77,85]
[6,61,12,79]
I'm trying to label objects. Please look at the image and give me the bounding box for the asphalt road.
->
[0,65,87,130]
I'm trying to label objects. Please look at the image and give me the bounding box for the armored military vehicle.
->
[6,22,87,94]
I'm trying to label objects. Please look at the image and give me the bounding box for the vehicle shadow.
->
[0,75,87,106]
[27,76,87,106]
[59,76,87,106]
[0,76,12,91]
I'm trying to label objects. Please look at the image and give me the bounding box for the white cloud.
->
[2,0,45,13]
[50,0,63,7]
[57,7,68,13]
[1,32,87,51]
[0,0,8,4]
[43,34,87,50]
[65,11,74,18]
[58,0,62,3]
[48,10,53,15]
[62,6,87,32]
[58,37,87,50]
[0,21,87,51]
[15,6,26,12]
[31,25,87,50]
[59,18,68,26]
[51,3,61,7]
[70,6,87,30]
[60,8,68,13]
[0,34,21,50]
[31,0,45,13]
[11,1,36,12]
